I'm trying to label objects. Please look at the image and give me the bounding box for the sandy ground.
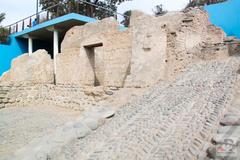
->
[0,105,81,160]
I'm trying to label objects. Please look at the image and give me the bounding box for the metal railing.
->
[190,0,227,5]
[4,0,127,35]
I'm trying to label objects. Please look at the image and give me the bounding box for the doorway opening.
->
[84,43,104,87]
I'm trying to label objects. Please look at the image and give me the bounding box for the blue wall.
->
[205,0,240,38]
[0,36,27,76]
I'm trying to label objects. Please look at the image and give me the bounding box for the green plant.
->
[0,27,9,44]
[185,0,227,8]
[0,13,5,24]
[0,12,9,44]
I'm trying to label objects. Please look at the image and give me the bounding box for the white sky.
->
[0,0,189,26]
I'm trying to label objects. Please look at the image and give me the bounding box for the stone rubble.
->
[206,105,240,160]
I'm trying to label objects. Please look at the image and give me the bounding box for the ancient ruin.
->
[1,7,240,160]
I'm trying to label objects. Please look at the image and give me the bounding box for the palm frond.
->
[0,13,5,24]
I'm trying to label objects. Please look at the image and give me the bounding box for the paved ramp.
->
[61,58,240,159]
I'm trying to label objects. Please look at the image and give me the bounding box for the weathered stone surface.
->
[123,8,228,86]
[212,134,240,145]
[83,86,105,97]
[225,113,240,117]
[104,90,113,96]
[220,115,240,126]
[83,108,113,119]
[74,122,91,138]
[124,11,168,87]
[1,50,54,84]
[207,146,217,158]
[0,84,102,111]
[81,117,99,130]
[215,144,239,159]
[217,126,240,134]
[57,18,131,88]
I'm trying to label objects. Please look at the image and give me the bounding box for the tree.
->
[0,13,5,25]
[39,0,131,20]
[0,13,9,44]
[185,0,226,8]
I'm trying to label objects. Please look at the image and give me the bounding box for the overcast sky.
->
[0,0,189,26]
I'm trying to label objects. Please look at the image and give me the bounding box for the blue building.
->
[204,0,240,38]
[0,13,96,76]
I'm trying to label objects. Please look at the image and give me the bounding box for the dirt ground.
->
[0,105,81,160]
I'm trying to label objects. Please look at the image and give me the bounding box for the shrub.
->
[185,0,227,9]
[0,27,9,44]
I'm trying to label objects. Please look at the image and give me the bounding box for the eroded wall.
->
[163,8,228,79]
[0,8,231,90]
[124,8,229,85]
[57,18,132,88]
[0,49,54,84]
[124,11,168,87]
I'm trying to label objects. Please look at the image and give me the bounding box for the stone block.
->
[220,116,240,126]
[212,134,240,145]
[73,122,91,138]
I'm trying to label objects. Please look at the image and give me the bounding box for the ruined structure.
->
[1,7,240,160]
[1,8,230,89]
[57,18,132,87]
[57,8,229,88]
